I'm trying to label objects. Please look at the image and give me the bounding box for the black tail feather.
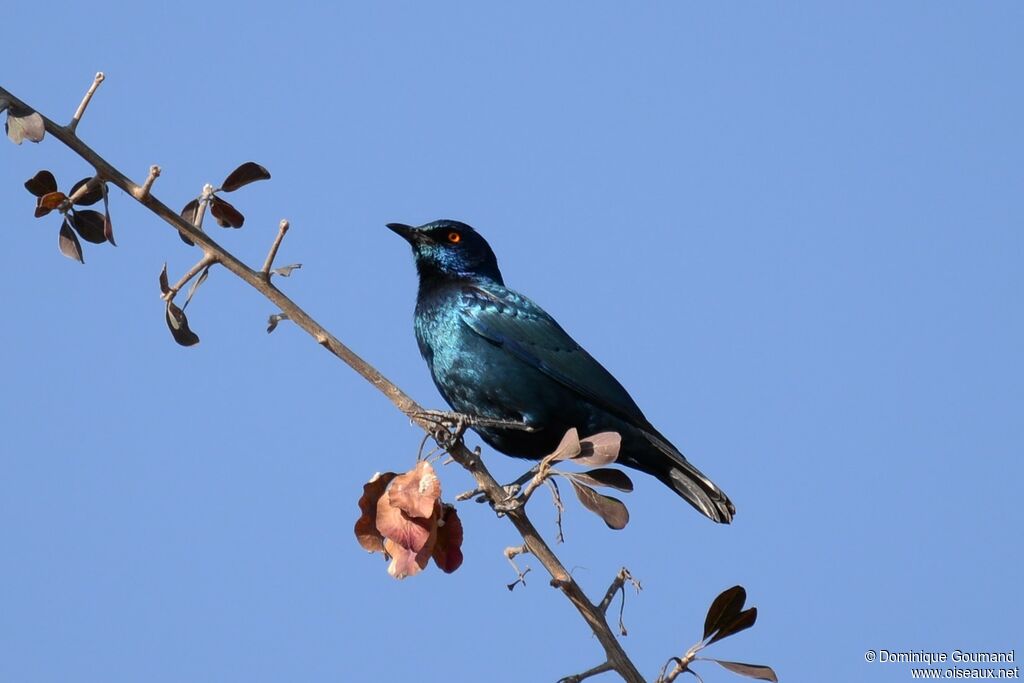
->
[640,431,735,524]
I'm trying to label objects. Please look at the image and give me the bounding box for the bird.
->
[388,219,735,523]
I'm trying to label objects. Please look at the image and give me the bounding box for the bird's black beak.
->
[386,223,421,244]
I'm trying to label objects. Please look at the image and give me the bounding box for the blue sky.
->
[2,3,1021,682]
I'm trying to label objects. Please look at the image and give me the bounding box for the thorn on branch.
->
[68,72,104,134]
[261,219,290,277]
[139,165,160,200]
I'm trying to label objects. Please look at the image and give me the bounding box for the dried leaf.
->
[710,660,778,682]
[35,191,67,218]
[179,199,199,246]
[377,495,439,580]
[103,210,116,246]
[704,586,747,642]
[570,480,629,530]
[384,534,434,580]
[566,468,634,492]
[387,461,441,519]
[271,263,302,277]
[58,220,84,263]
[431,504,464,573]
[266,312,289,333]
[183,266,210,310]
[159,263,170,295]
[574,432,622,467]
[69,177,103,206]
[354,472,398,554]
[6,108,45,144]
[549,428,582,461]
[181,198,199,224]
[70,210,107,244]
[24,170,57,197]
[210,196,244,228]
[221,161,271,192]
[376,495,437,552]
[165,301,200,346]
[706,608,758,646]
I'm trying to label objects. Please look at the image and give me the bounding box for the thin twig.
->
[195,184,214,228]
[68,72,104,134]
[599,568,632,614]
[519,459,555,503]
[548,478,565,544]
[504,544,531,590]
[67,176,102,205]
[658,643,705,683]
[164,254,217,301]
[0,80,646,683]
[261,219,289,276]
[598,568,641,636]
[558,661,614,683]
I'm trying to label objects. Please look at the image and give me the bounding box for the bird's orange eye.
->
[447,231,462,244]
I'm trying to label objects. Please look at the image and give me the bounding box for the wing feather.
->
[458,283,651,429]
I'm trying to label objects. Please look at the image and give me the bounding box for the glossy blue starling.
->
[388,220,735,523]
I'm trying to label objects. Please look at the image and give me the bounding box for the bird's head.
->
[387,220,504,284]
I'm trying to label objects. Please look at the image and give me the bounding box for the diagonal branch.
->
[0,82,645,683]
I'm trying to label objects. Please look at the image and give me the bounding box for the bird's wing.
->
[458,282,651,428]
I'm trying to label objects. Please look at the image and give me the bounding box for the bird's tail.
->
[642,431,736,524]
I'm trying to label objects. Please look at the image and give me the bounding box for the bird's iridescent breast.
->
[413,281,561,428]
[413,283,496,411]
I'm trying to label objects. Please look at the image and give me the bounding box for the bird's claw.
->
[491,494,522,514]
[412,409,536,436]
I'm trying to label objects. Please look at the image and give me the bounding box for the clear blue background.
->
[2,3,1020,682]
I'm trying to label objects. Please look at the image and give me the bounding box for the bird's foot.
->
[456,482,522,509]
[492,493,523,514]
[413,410,470,445]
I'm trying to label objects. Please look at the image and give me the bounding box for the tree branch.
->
[0,81,646,682]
